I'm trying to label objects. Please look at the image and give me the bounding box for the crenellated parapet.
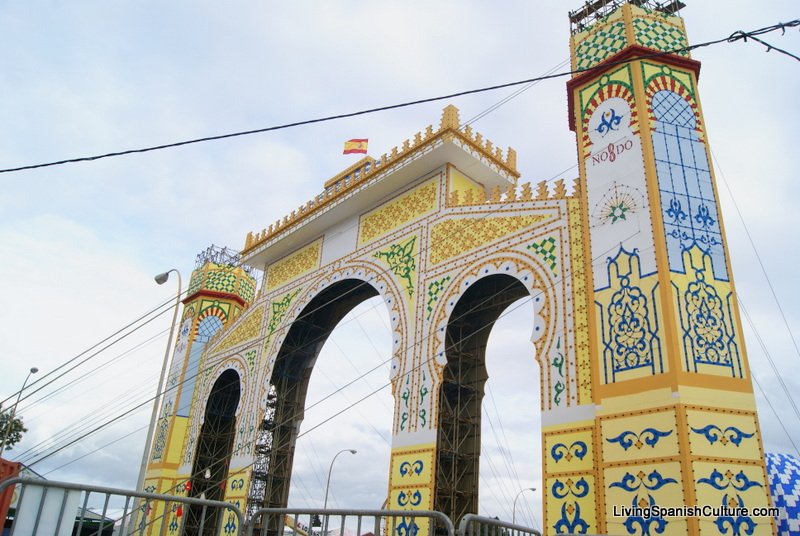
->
[243,105,518,255]
[446,177,581,206]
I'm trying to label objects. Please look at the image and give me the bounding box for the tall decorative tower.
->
[142,246,257,534]
[567,1,774,534]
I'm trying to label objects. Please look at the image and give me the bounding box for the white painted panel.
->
[585,97,657,289]
[320,214,359,267]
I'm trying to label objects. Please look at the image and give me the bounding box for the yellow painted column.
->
[567,3,774,534]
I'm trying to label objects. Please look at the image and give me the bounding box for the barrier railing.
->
[457,513,542,536]
[0,476,245,536]
[1,476,577,536]
[245,508,456,536]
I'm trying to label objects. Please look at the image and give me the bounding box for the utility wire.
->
[18,324,170,421]
[22,279,401,468]
[710,148,800,362]
[0,294,176,409]
[0,20,797,175]
[24,16,799,509]
[728,30,800,62]
[752,374,800,458]
[737,297,800,424]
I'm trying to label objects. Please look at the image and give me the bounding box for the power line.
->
[710,148,800,362]
[18,18,799,519]
[737,296,800,425]
[728,30,800,62]
[1,294,176,409]
[0,20,797,175]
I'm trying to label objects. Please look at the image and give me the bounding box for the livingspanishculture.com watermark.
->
[612,504,780,519]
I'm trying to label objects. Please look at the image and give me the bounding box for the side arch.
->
[186,368,242,536]
[426,256,560,412]
[434,273,530,523]
[426,255,562,525]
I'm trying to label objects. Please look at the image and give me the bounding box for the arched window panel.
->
[650,89,728,281]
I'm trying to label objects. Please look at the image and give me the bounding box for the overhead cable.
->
[0,20,797,175]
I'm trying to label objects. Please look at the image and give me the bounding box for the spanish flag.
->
[343,138,368,155]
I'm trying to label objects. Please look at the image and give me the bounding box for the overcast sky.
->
[1,0,798,530]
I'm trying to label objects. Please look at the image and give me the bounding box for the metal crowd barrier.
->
[245,508,456,536]
[457,514,542,536]
[0,476,245,536]
[2,475,570,536]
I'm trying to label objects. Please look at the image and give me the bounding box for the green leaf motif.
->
[374,237,417,297]
[265,289,300,348]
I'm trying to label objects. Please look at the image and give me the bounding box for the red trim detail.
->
[183,289,247,307]
[567,44,701,132]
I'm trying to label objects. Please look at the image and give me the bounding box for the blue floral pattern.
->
[607,428,672,450]
[598,248,663,382]
[675,249,742,376]
[691,425,754,447]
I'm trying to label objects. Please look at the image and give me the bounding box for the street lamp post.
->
[0,367,38,460]
[135,269,182,496]
[512,487,536,525]
[322,449,356,534]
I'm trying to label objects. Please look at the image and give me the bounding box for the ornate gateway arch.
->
[142,3,774,535]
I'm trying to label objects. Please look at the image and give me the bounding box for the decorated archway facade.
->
[142,3,774,535]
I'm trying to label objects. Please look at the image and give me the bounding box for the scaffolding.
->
[434,275,528,526]
[195,244,253,274]
[245,280,379,535]
[185,370,241,536]
[569,0,686,34]
[246,386,277,520]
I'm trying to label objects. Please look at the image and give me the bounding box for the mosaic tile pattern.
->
[527,236,559,274]
[206,270,237,293]
[359,180,438,244]
[766,453,800,535]
[673,247,742,376]
[429,214,551,266]
[215,305,264,353]
[266,240,321,290]
[575,21,628,71]
[633,17,689,56]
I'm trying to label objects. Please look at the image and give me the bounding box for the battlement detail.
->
[243,105,518,255]
[447,178,580,207]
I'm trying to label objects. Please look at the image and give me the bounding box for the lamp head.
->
[154,272,171,285]
[348,449,357,454]
[30,367,38,374]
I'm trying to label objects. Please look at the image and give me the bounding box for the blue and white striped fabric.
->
[766,452,800,535]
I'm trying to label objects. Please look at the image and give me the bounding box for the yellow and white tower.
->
[142,246,257,534]
[567,1,774,534]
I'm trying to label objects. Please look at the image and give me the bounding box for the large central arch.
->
[258,279,380,512]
